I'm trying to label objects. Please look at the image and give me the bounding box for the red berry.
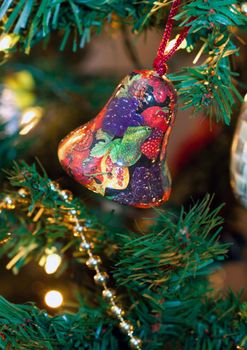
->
[142,106,170,132]
[141,138,161,159]
[148,77,175,103]
[148,79,168,103]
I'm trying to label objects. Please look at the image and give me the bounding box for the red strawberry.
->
[148,78,168,103]
[142,106,170,132]
[141,138,161,159]
[148,76,175,103]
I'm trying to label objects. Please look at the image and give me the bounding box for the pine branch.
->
[0,162,247,349]
[0,296,118,350]
[169,0,247,124]
[0,163,226,279]
[1,1,247,124]
[0,292,246,349]
[0,0,155,53]
[0,161,110,273]
[169,59,242,125]
[114,196,227,293]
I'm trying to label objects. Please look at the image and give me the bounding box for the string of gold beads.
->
[48,182,142,350]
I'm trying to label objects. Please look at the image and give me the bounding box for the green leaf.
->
[109,126,151,166]
[90,129,114,157]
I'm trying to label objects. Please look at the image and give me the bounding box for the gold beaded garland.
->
[130,337,142,349]
[49,181,60,191]
[18,188,29,198]
[79,241,94,251]
[120,321,134,334]
[0,185,143,350]
[73,231,81,238]
[53,183,142,349]
[3,196,15,210]
[111,304,125,317]
[86,256,102,268]
[94,272,109,285]
[60,190,73,202]
[102,288,115,300]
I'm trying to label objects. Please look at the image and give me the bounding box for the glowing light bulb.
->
[0,34,18,51]
[44,290,63,308]
[241,2,247,14]
[45,253,62,274]
[19,107,43,135]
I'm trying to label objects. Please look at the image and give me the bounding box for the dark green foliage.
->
[114,197,226,292]
[0,162,106,272]
[0,292,246,350]
[169,60,242,125]
[0,162,246,349]
[0,0,155,53]
[0,2,247,349]
[170,0,247,124]
[0,296,118,350]
[1,1,247,124]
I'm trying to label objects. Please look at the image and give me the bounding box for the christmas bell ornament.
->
[58,0,191,208]
[230,98,247,208]
[58,71,176,208]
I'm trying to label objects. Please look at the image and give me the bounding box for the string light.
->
[0,34,18,51]
[241,3,247,15]
[2,196,15,210]
[45,253,62,274]
[44,290,63,308]
[19,107,43,135]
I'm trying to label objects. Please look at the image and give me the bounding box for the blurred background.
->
[0,24,246,312]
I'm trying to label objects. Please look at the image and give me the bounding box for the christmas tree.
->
[0,1,247,349]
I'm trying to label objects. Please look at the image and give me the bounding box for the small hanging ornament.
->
[58,0,191,208]
[230,97,247,209]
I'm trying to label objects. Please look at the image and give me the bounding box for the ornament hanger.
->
[153,0,192,76]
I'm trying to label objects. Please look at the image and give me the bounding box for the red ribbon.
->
[153,0,192,76]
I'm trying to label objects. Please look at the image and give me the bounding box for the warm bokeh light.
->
[0,35,13,51]
[44,290,63,308]
[19,107,43,135]
[45,253,62,274]
[241,2,247,14]
[0,34,18,51]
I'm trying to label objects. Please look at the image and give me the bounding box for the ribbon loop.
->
[153,0,191,76]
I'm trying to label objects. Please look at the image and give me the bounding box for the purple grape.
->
[149,129,164,140]
[115,163,165,205]
[133,164,165,202]
[114,191,135,206]
[102,97,143,137]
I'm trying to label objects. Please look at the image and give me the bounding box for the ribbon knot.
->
[153,0,193,76]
